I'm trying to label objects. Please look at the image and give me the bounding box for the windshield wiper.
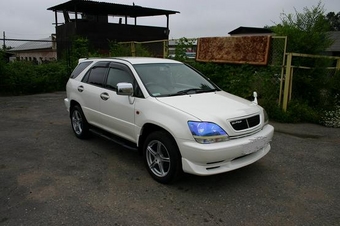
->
[177,88,202,94]
[168,88,217,96]
[196,88,218,93]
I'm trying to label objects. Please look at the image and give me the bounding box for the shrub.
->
[0,61,67,95]
[109,41,151,57]
[187,60,333,124]
[321,104,340,127]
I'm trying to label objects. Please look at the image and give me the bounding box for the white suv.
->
[64,57,274,183]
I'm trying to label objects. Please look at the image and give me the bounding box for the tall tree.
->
[326,12,340,31]
[272,1,332,54]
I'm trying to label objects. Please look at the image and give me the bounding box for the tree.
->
[272,1,332,54]
[326,12,340,31]
[173,37,196,61]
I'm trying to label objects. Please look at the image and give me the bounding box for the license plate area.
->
[242,136,268,155]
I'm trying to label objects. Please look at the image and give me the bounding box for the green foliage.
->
[0,51,7,91]
[326,11,340,31]
[109,41,132,57]
[189,61,279,116]
[286,100,320,123]
[0,50,5,74]
[1,38,154,96]
[272,1,332,54]
[188,60,338,124]
[319,71,340,127]
[321,104,340,127]
[189,61,280,101]
[109,41,151,57]
[262,100,320,123]
[135,44,152,57]
[0,60,67,95]
[173,37,196,61]
[268,2,340,125]
[289,60,340,117]
[64,37,101,73]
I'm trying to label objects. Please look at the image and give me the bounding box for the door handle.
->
[100,92,109,101]
[77,86,84,92]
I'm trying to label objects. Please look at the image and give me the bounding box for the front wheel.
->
[70,105,89,139]
[143,131,182,184]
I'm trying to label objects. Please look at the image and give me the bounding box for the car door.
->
[80,61,109,127]
[99,62,138,142]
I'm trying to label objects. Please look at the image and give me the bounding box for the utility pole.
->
[2,31,5,50]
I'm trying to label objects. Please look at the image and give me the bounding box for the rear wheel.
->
[70,105,89,139]
[143,131,182,184]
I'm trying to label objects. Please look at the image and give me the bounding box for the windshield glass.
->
[133,63,219,97]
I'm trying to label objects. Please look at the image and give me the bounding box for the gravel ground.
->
[0,92,339,226]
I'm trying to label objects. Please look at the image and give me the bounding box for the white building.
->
[9,35,57,63]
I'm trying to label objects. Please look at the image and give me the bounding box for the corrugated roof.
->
[327,31,340,52]
[47,0,179,17]
[9,37,53,52]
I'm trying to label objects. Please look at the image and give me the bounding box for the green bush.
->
[187,60,334,124]
[0,60,67,95]
[109,41,151,57]
[189,61,280,100]
[321,104,340,127]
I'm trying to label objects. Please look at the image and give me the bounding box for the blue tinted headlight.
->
[187,121,229,144]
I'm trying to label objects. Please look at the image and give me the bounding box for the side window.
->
[83,66,107,87]
[82,61,110,87]
[70,61,92,79]
[106,68,133,90]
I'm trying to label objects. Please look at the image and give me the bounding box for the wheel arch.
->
[69,100,81,117]
[138,123,180,156]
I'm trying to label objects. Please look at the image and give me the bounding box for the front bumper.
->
[178,124,274,176]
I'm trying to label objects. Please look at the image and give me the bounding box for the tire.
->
[70,105,90,139]
[143,131,182,184]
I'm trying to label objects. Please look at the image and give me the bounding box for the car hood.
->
[156,91,261,121]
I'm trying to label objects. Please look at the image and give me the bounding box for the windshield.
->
[133,63,219,97]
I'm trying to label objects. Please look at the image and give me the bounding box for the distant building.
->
[8,35,57,63]
[228,26,273,36]
[47,0,179,58]
[168,39,197,57]
[326,31,340,56]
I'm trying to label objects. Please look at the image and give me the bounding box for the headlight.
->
[263,109,269,125]
[187,121,229,144]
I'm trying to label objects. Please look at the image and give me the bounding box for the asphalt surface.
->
[0,92,339,226]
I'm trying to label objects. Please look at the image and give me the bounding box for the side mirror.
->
[117,82,133,96]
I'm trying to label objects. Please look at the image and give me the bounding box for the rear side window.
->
[84,67,108,87]
[81,61,110,87]
[70,61,93,78]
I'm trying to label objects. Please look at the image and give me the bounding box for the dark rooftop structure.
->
[228,26,273,36]
[47,0,179,58]
[48,0,178,17]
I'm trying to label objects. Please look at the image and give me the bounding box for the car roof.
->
[79,57,181,65]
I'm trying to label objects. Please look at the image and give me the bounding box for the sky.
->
[0,0,339,40]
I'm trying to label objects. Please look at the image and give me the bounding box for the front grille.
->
[230,115,260,131]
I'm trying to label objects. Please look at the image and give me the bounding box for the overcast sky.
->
[0,0,339,40]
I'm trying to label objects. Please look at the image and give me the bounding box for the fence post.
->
[131,42,136,57]
[277,36,287,107]
[282,53,293,112]
[163,40,168,58]
[289,67,293,101]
